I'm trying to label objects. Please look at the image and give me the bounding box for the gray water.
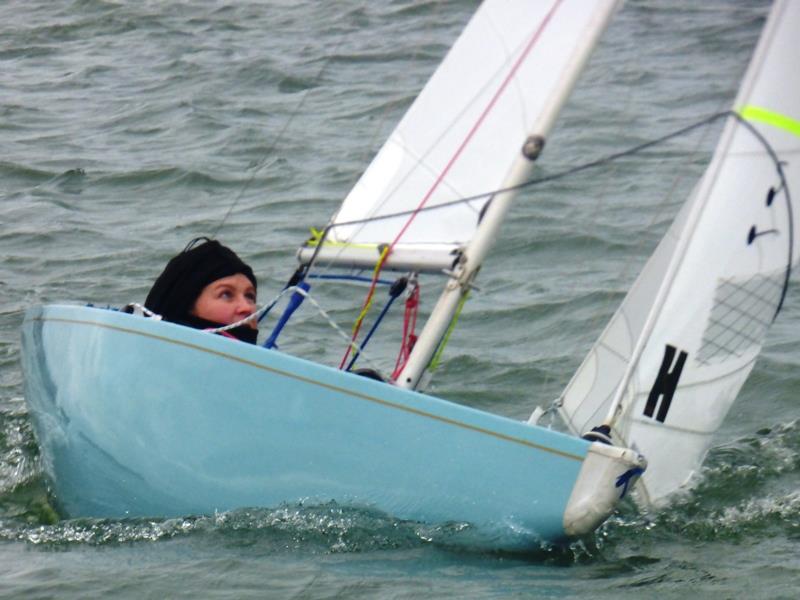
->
[2,0,798,597]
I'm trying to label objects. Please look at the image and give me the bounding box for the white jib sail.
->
[298,0,621,273]
[558,0,800,508]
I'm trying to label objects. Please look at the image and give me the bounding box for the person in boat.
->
[144,237,259,344]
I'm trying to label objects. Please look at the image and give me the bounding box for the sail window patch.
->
[696,272,785,364]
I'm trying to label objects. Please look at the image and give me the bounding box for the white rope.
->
[261,286,389,375]
[126,303,161,319]
[288,286,388,374]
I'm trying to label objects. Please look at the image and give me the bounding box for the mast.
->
[395,154,537,389]
[396,0,620,390]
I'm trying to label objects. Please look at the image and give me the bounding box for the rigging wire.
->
[306,111,737,242]
[300,111,739,286]
[260,111,789,374]
[210,7,355,238]
[300,111,739,371]
[729,111,795,320]
[300,109,793,379]
[599,109,795,434]
[565,106,734,435]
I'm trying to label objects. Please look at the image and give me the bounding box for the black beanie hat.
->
[145,238,257,323]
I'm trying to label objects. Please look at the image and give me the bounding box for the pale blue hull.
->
[22,305,593,542]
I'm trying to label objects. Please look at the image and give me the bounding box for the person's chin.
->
[178,314,259,344]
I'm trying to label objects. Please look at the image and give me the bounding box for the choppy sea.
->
[2,0,798,597]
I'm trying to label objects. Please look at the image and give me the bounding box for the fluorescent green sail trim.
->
[739,105,800,138]
[305,227,377,250]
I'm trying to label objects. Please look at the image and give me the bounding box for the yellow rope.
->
[305,227,377,249]
[351,245,390,335]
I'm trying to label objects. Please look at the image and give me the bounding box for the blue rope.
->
[308,273,394,286]
[346,277,407,371]
[263,281,311,349]
[615,466,645,499]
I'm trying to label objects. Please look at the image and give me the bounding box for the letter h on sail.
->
[643,344,688,423]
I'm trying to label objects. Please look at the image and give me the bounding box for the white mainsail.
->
[298,0,621,273]
[559,0,800,507]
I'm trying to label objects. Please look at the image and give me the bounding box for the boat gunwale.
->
[27,306,587,463]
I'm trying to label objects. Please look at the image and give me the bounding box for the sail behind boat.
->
[559,0,800,507]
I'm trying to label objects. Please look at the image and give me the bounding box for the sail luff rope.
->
[732,109,795,319]
[338,0,566,370]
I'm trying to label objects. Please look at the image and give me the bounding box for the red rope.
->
[338,0,563,369]
[392,284,420,379]
[338,251,388,369]
[386,0,562,250]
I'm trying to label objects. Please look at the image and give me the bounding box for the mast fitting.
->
[522,135,546,160]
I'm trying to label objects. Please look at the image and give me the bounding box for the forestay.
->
[297,0,622,273]
[558,0,800,507]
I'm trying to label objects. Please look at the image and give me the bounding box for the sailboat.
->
[20,0,798,546]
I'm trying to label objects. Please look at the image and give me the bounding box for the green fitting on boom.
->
[428,291,470,372]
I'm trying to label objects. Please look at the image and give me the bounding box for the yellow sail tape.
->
[306,227,377,250]
[351,245,390,335]
[739,105,800,138]
[308,227,325,246]
[428,291,470,372]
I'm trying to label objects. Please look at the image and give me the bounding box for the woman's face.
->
[191,273,257,328]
